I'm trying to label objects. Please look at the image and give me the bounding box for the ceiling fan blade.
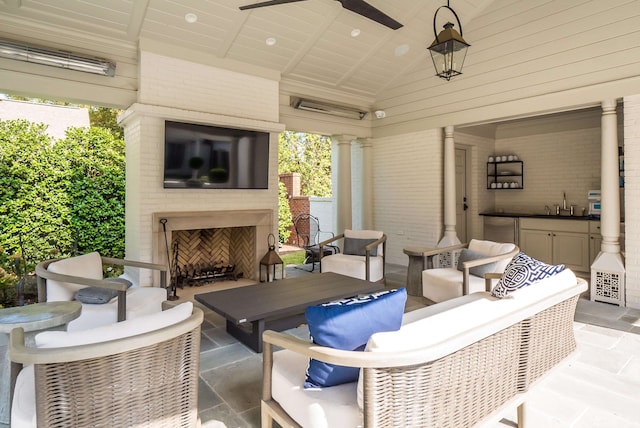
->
[337,0,403,30]
[239,0,307,11]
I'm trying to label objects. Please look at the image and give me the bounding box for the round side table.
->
[0,301,82,424]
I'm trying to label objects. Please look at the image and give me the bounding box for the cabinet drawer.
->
[520,218,588,233]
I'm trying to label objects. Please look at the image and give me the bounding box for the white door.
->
[455,148,468,243]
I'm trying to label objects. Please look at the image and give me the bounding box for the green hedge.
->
[0,119,125,272]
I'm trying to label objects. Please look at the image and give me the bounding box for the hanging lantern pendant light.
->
[428,1,470,81]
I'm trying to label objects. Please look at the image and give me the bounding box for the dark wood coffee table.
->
[195,272,384,352]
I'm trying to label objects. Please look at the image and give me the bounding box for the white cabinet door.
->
[519,229,552,264]
[553,231,590,271]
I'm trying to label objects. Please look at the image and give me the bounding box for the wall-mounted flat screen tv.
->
[163,121,270,189]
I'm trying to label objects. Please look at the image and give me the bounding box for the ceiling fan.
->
[239,0,403,30]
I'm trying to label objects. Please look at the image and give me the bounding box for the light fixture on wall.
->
[292,98,368,120]
[427,1,470,81]
[0,39,116,77]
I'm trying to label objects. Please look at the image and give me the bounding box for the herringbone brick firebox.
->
[152,209,274,284]
[172,226,255,281]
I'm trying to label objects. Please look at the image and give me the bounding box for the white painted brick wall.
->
[624,94,640,308]
[139,51,279,123]
[494,128,601,213]
[372,129,443,265]
[121,53,282,285]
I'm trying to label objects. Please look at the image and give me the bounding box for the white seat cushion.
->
[321,253,384,282]
[423,240,517,303]
[66,286,167,332]
[271,349,363,428]
[12,302,194,428]
[422,267,487,302]
[373,269,577,354]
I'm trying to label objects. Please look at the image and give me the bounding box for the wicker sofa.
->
[261,268,587,428]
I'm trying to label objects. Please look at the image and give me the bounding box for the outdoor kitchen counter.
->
[480,212,595,220]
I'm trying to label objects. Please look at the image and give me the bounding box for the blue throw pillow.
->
[343,237,378,256]
[491,252,565,298]
[456,248,497,277]
[304,288,406,389]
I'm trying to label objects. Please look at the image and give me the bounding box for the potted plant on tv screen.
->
[186,156,204,187]
[208,167,229,183]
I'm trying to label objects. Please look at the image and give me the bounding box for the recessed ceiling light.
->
[351,28,361,37]
[266,37,277,46]
[394,44,410,56]
[185,13,198,23]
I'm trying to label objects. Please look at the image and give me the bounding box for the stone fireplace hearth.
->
[152,209,274,284]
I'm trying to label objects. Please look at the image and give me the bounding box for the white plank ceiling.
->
[0,0,495,101]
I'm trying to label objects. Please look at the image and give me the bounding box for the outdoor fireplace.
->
[152,209,274,286]
[171,227,253,287]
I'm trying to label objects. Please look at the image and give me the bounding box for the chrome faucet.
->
[559,192,573,216]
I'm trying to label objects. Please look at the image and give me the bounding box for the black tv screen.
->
[163,121,270,189]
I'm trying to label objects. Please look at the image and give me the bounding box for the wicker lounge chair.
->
[36,251,168,331]
[319,229,387,282]
[9,302,203,428]
[409,239,519,303]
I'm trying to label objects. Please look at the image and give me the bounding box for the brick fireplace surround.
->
[116,51,284,287]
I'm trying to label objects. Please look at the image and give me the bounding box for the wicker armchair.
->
[36,252,168,331]
[406,239,518,303]
[9,302,203,428]
[319,229,387,282]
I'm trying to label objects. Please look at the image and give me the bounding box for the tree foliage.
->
[88,106,124,140]
[0,119,125,269]
[56,127,126,257]
[278,181,293,243]
[278,131,332,197]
